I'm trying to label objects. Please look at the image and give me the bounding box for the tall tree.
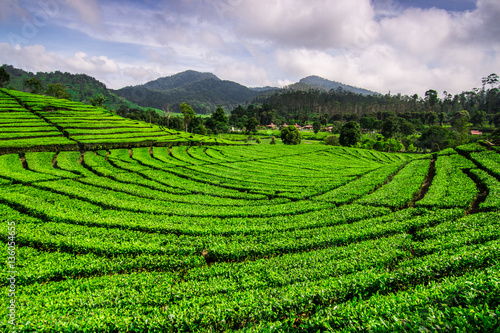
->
[24,77,43,94]
[339,121,361,147]
[418,126,453,151]
[482,73,499,90]
[180,102,196,132]
[211,105,228,139]
[425,89,439,109]
[493,113,500,129]
[45,83,71,100]
[90,93,105,107]
[381,118,396,140]
[313,121,321,134]
[471,110,486,127]
[162,104,173,128]
[245,117,259,135]
[452,110,470,146]
[0,66,11,88]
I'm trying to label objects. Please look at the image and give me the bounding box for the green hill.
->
[0,88,233,153]
[1,64,149,112]
[115,70,269,114]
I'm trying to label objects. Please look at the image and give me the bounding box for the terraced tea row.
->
[0,89,230,151]
[1,143,499,332]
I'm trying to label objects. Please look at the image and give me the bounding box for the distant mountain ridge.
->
[114,70,270,114]
[115,71,377,113]
[2,65,378,115]
[293,76,376,95]
[142,70,219,91]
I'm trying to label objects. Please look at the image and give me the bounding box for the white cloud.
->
[65,51,119,73]
[0,43,120,85]
[1,0,500,97]
[232,0,376,49]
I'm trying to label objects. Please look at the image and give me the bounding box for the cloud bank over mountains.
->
[0,0,498,96]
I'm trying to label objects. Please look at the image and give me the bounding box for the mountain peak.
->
[143,70,220,91]
[298,75,376,95]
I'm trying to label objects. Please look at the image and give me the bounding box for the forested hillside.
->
[1,65,140,111]
[114,70,272,114]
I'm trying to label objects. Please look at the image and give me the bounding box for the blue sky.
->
[0,0,498,96]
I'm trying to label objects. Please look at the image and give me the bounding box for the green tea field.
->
[0,90,499,332]
[0,88,231,153]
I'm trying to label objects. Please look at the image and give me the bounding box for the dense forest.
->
[1,65,148,111]
[243,73,500,129]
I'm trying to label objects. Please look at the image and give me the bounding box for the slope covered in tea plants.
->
[0,143,499,332]
[0,89,231,154]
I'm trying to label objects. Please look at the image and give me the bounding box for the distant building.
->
[471,130,483,135]
[266,122,277,129]
[302,124,313,130]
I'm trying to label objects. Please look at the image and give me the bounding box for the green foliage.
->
[313,121,321,134]
[471,110,486,126]
[425,89,438,108]
[339,121,361,147]
[180,102,196,131]
[245,117,259,134]
[45,83,71,100]
[24,77,43,94]
[0,66,10,88]
[453,116,470,146]
[211,105,228,137]
[270,135,277,144]
[493,113,500,128]
[381,118,396,139]
[359,116,377,130]
[280,125,302,145]
[90,93,105,107]
[418,125,454,151]
[357,158,430,208]
[193,123,207,135]
[416,154,477,208]
[324,135,339,146]
[490,128,500,144]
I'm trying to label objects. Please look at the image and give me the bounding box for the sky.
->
[0,0,498,97]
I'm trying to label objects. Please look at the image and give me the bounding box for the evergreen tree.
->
[339,121,361,147]
[211,105,228,139]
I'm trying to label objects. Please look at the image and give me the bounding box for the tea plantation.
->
[0,89,499,332]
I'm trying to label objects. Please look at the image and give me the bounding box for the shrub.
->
[280,126,302,145]
[324,135,339,146]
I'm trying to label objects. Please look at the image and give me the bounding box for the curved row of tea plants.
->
[1,142,499,332]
